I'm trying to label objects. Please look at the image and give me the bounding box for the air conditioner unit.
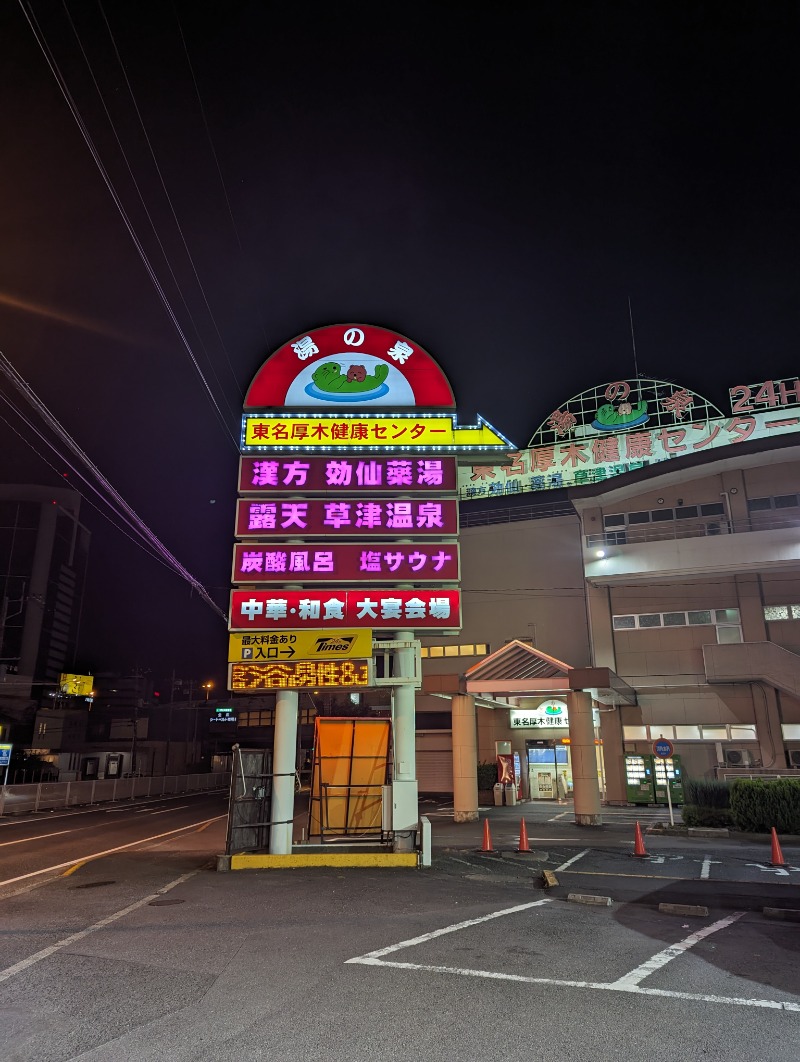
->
[789,749,800,768]
[725,749,754,767]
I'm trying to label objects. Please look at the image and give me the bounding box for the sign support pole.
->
[391,630,419,853]
[269,688,299,855]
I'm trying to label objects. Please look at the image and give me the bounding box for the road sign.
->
[0,743,11,767]
[230,660,373,691]
[228,629,373,663]
[653,738,674,759]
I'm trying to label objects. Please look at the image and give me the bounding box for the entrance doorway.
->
[526,737,606,800]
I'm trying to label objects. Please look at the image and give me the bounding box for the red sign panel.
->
[232,542,459,583]
[229,589,461,630]
[244,323,455,410]
[238,455,457,494]
[235,498,458,537]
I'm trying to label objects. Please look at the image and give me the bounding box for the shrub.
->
[476,761,498,790]
[683,779,731,809]
[730,778,800,833]
[681,804,736,829]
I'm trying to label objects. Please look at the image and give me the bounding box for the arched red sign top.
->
[244,323,456,410]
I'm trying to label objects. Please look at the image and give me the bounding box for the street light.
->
[202,682,213,701]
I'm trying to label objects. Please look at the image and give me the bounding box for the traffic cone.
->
[516,818,531,853]
[770,827,786,868]
[479,818,495,853]
[632,820,648,857]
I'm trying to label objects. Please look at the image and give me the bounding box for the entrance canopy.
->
[423,639,636,706]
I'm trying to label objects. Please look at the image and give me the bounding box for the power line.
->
[18,0,239,451]
[0,348,228,623]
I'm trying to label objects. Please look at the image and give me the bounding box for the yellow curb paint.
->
[61,860,89,877]
[230,852,418,870]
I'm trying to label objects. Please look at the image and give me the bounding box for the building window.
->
[747,497,772,511]
[421,643,488,659]
[774,494,799,508]
[700,503,725,517]
[614,608,734,630]
[764,605,791,621]
[675,505,699,520]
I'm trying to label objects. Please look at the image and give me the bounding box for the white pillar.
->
[269,688,298,854]
[392,630,418,852]
[567,690,603,826]
[452,693,478,822]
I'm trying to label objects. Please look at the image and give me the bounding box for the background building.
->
[0,485,90,744]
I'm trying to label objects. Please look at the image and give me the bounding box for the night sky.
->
[0,2,798,692]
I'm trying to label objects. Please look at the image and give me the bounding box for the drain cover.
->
[148,898,185,907]
[70,880,116,889]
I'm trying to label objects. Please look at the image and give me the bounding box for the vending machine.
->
[624,754,655,804]
[653,755,684,805]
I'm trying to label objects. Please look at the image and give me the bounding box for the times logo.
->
[313,636,356,653]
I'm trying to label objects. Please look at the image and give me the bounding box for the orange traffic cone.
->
[770,827,786,867]
[516,818,531,853]
[632,820,648,857]
[479,818,495,853]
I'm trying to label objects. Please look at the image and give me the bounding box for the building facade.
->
[0,485,90,743]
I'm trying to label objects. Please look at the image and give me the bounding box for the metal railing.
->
[0,771,231,816]
[586,514,800,549]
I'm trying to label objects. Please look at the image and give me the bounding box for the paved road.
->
[0,791,227,892]
[0,796,798,1061]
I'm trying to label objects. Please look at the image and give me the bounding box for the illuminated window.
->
[687,610,713,625]
[422,643,490,659]
[764,605,791,621]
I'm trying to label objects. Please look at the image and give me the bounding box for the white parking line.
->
[554,849,589,872]
[346,899,799,1012]
[0,866,203,984]
[610,913,744,987]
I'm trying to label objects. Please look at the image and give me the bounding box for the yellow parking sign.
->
[228,628,373,663]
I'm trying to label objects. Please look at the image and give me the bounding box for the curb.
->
[567,892,612,906]
[763,907,800,922]
[658,902,709,917]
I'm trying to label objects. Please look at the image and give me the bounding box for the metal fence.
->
[0,771,231,816]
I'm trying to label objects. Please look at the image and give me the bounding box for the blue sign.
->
[653,739,673,759]
[0,744,12,767]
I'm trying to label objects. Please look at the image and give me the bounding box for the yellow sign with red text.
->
[242,413,512,451]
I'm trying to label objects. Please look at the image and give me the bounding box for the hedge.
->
[730,778,800,833]
[681,804,736,829]
[683,779,731,809]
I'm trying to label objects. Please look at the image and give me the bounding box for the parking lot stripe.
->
[345,898,552,961]
[610,912,745,987]
[554,849,589,872]
[347,958,800,1011]
[0,867,203,985]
